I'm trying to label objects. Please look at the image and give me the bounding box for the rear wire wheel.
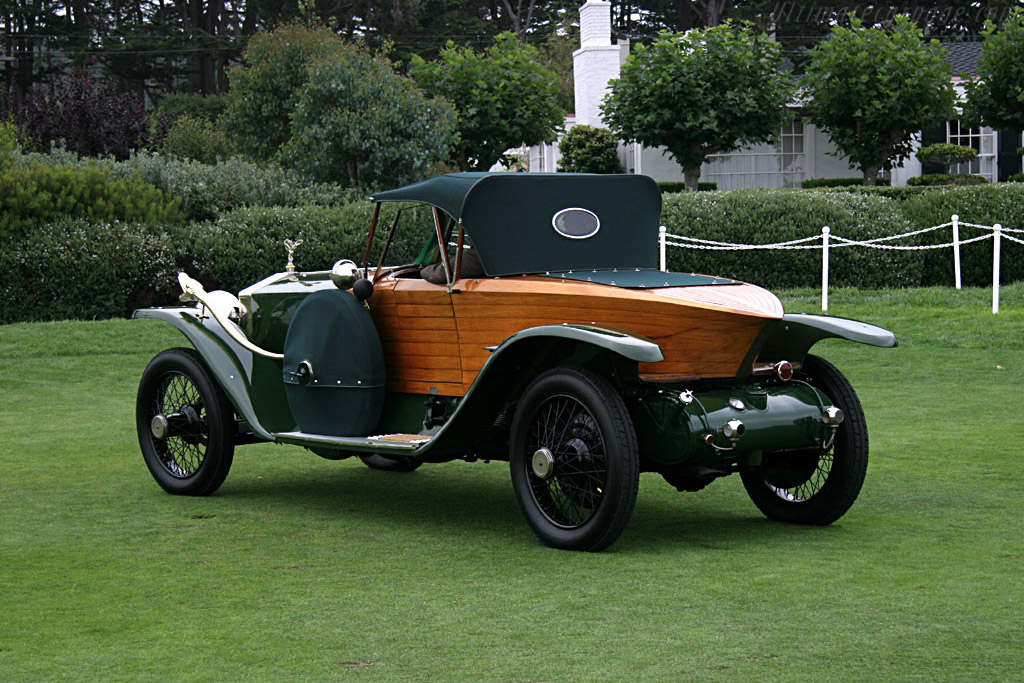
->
[740,354,868,525]
[137,347,235,496]
[510,368,639,551]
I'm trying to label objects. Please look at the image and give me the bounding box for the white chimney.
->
[573,0,623,127]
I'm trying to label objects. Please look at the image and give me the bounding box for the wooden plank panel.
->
[388,366,463,383]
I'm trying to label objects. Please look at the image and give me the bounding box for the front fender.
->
[757,313,897,363]
[133,307,278,441]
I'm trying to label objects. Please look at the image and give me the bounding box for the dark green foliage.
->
[900,184,1024,286]
[410,32,565,171]
[0,219,181,323]
[1008,172,1024,183]
[154,93,229,124]
[0,164,183,233]
[963,8,1024,132]
[802,16,955,186]
[908,174,988,187]
[160,116,236,165]
[222,24,351,162]
[660,189,918,289]
[557,125,623,173]
[915,143,978,172]
[802,177,891,188]
[181,203,436,294]
[603,22,793,191]
[283,47,458,187]
[657,182,717,192]
[9,150,358,221]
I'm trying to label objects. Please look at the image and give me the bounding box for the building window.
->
[702,119,806,190]
[946,120,996,181]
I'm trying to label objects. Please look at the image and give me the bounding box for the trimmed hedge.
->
[908,173,988,186]
[661,189,918,289]
[177,203,435,294]
[802,177,890,188]
[0,219,180,323]
[657,181,717,192]
[0,164,184,233]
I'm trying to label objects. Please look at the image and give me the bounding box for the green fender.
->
[133,307,277,441]
[492,323,664,363]
[758,313,897,363]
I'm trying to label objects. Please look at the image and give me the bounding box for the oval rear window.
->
[552,208,600,239]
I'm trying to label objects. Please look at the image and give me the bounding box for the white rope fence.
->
[658,215,1024,314]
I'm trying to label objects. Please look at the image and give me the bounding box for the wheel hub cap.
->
[150,414,170,440]
[531,448,555,480]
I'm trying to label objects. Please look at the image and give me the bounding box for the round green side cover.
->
[282,290,386,436]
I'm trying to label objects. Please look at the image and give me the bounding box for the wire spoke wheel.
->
[741,354,869,526]
[137,348,234,496]
[527,395,608,528]
[510,368,639,552]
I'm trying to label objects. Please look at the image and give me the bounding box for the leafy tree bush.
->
[0,119,20,168]
[802,15,955,186]
[660,189,918,288]
[908,174,987,186]
[161,115,237,165]
[411,32,564,170]
[963,9,1024,134]
[0,164,183,233]
[222,23,350,161]
[283,48,458,187]
[603,22,793,191]
[17,68,150,160]
[915,144,978,173]
[0,219,181,323]
[155,93,229,124]
[1008,172,1024,183]
[557,125,623,173]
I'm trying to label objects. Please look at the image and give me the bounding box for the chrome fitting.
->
[822,406,844,425]
[722,419,745,440]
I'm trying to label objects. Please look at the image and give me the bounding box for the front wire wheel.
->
[137,347,235,496]
[510,368,639,551]
[740,354,868,525]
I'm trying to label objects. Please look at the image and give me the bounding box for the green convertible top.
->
[370,173,662,277]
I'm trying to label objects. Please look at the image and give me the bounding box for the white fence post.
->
[992,223,1002,314]
[952,214,962,289]
[821,226,830,312]
[659,225,667,272]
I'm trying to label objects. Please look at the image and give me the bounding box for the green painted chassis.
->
[134,275,895,470]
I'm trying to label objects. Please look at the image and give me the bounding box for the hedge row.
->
[2,183,1023,324]
[10,149,360,220]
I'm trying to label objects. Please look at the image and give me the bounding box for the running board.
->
[273,431,432,453]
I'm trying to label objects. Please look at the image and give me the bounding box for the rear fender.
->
[757,313,897,364]
[133,307,280,441]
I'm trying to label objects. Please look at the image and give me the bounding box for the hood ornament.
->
[284,239,303,273]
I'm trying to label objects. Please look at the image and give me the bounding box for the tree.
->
[410,32,564,171]
[915,143,978,173]
[221,23,348,162]
[602,22,793,191]
[557,125,623,173]
[963,8,1024,137]
[802,15,956,186]
[283,48,458,187]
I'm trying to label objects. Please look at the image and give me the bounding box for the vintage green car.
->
[135,173,895,551]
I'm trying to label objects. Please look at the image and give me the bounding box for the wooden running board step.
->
[273,431,433,452]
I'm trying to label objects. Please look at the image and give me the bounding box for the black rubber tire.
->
[359,454,422,472]
[740,354,868,525]
[137,347,235,496]
[509,367,639,551]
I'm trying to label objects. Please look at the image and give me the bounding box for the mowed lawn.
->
[1,286,1022,681]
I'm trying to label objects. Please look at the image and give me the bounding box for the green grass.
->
[2,286,1023,681]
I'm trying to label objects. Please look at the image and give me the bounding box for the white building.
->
[532,0,1020,187]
